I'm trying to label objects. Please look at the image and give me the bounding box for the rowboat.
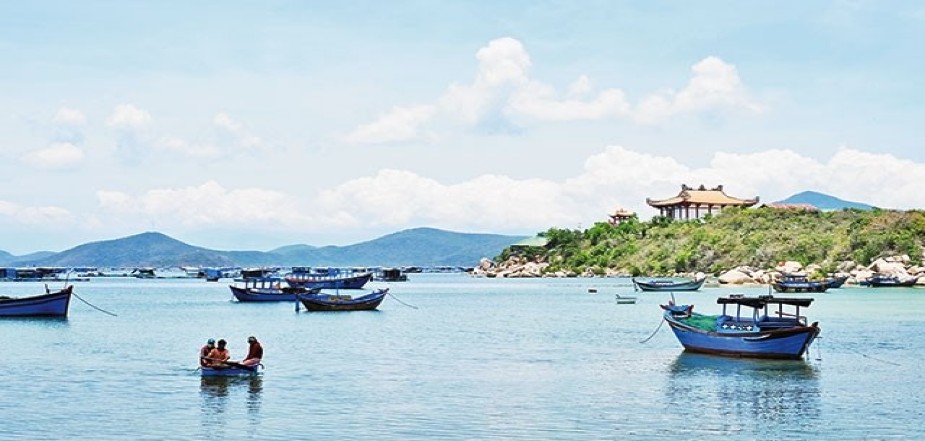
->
[0,285,74,317]
[615,294,637,304]
[296,288,389,312]
[661,294,820,360]
[200,364,263,377]
[771,274,829,293]
[229,277,320,302]
[632,275,706,292]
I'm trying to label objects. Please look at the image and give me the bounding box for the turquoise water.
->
[2,275,924,440]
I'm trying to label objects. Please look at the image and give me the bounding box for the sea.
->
[2,274,924,440]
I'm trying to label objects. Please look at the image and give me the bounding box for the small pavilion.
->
[608,207,635,225]
[646,184,759,221]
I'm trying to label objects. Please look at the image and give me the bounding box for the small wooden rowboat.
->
[200,362,263,377]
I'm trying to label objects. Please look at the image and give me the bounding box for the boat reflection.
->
[665,353,821,430]
[199,375,263,431]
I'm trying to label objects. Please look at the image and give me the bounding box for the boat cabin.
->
[647,184,759,221]
[716,294,814,331]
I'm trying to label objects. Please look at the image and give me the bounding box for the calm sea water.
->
[2,274,924,440]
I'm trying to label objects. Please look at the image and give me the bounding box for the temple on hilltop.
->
[608,207,635,225]
[646,184,759,221]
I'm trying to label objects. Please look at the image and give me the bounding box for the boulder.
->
[718,269,755,284]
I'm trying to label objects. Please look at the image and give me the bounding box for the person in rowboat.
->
[199,338,216,367]
[206,339,231,367]
[239,336,263,367]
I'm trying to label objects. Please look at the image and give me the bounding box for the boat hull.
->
[664,314,819,360]
[633,277,705,292]
[229,285,320,302]
[771,282,828,293]
[200,365,261,377]
[286,272,372,290]
[0,286,73,317]
[297,289,388,312]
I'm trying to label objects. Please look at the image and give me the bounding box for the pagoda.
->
[608,207,635,225]
[646,184,758,221]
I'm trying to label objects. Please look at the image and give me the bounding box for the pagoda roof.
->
[609,207,635,218]
[647,184,759,208]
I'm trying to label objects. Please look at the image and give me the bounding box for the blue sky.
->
[1,1,923,254]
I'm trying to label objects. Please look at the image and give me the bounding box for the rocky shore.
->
[471,254,925,286]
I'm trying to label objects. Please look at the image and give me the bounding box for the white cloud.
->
[52,107,87,125]
[634,56,761,124]
[349,38,763,143]
[106,104,152,129]
[345,105,437,144]
[97,181,313,227]
[158,137,221,158]
[21,142,84,170]
[212,112,263,148]
[0,200,73,225]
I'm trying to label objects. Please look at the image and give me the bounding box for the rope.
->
[846,346,900,366]
[639,318,665,343]
[387,292,418,309]
[72,291,118,316]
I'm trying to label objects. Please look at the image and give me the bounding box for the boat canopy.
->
[716,295,814,309]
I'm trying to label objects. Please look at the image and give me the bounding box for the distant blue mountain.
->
[775,191,875,211]
[0,228,527,268]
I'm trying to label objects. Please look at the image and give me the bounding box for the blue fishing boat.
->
[229,277,320,302]
[661,294,820,360]
[632,275,706,292]
[0,285,73,317]
[285,271,373,290]
[296,288,389,312]
[824,275,849,289]
[860,275,918,287]
[771,273,829,293]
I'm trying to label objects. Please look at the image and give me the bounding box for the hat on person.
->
[207,338,215,344]
[247,336,257,343]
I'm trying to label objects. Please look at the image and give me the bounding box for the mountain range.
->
[0,228,528,268]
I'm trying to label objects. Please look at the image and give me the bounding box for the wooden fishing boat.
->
[661,294,820,360]
[771,274,829,293]
[200,363,263,377]
[632,275,706,292]
[285,271,373,290]
[824,275,849,289]
[614,294,637,304]
[860,275,918,287]
[296,288,389,312]
[229,277,320,302]
[0,285,73,317]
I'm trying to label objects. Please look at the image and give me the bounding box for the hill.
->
[776,191,874,210]
[2,228,526,268]
[499,207,925,276]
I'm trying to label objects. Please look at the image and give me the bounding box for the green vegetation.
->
[498,208,925,276]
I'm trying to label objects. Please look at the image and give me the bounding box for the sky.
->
[1,1,924,255]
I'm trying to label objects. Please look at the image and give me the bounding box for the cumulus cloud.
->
[213,112,262,148]
[158,137,221,158]
[97,181,313,227]
[52,107,87,125]
[91,146,925,239]
[347,37,762,143]
[345,105,437,144]
[0,200,73,225]
[21,142,84,170]
[634,56,762,124]
[106,104,152,128]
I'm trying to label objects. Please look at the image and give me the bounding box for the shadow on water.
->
[0,316,70,327]
[664,353,822,434]
[200,375,263,432]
